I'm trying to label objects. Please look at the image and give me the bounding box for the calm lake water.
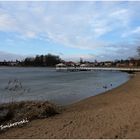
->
[0,67,129,105]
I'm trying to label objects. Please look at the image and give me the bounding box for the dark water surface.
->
[0,67,129,105]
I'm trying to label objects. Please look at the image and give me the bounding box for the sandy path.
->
[0,72,140,139]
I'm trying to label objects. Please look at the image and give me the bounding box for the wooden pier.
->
[56,67,140,72]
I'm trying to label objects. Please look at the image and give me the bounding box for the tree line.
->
[0,54,62,67]
[1,46,140,67]
[20,54,62,67]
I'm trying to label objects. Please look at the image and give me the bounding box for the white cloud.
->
[110,9,127,16]
[24,31,37,39]
[0,2,133,49]
[62,54,95,62]
[0,11,16,31]
[0,1,140,61]
[132,26,140,34]
[122,26,140,38]
[0,51,25,61]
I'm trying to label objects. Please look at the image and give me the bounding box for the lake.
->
[0,67,129,105]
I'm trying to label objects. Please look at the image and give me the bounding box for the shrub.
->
[0,101,60,125]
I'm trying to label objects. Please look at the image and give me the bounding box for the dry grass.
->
[0,101,60,125]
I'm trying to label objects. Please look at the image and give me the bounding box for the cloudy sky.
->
[0,1,140,61]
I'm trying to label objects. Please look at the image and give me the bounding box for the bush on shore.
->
[0,101,60,125]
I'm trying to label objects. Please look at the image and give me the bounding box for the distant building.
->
[98,62,104,67]
[9,62,18,66]
[80,63,90,67]
[116,63,128,67]
[104,61,112,67]
[65,61,76,67]
[75,62,80,67]
[129,60,140,67]
[0,61,18,66]
[56,63,66,67]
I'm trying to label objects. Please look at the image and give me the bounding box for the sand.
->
[0,72,140,139]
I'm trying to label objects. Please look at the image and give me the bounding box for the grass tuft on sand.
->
[0,101,60,125]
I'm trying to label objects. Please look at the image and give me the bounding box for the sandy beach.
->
[0,72,140,139]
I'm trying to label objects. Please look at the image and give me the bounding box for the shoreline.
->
[1,72,140,138]
[66,72,133,108]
